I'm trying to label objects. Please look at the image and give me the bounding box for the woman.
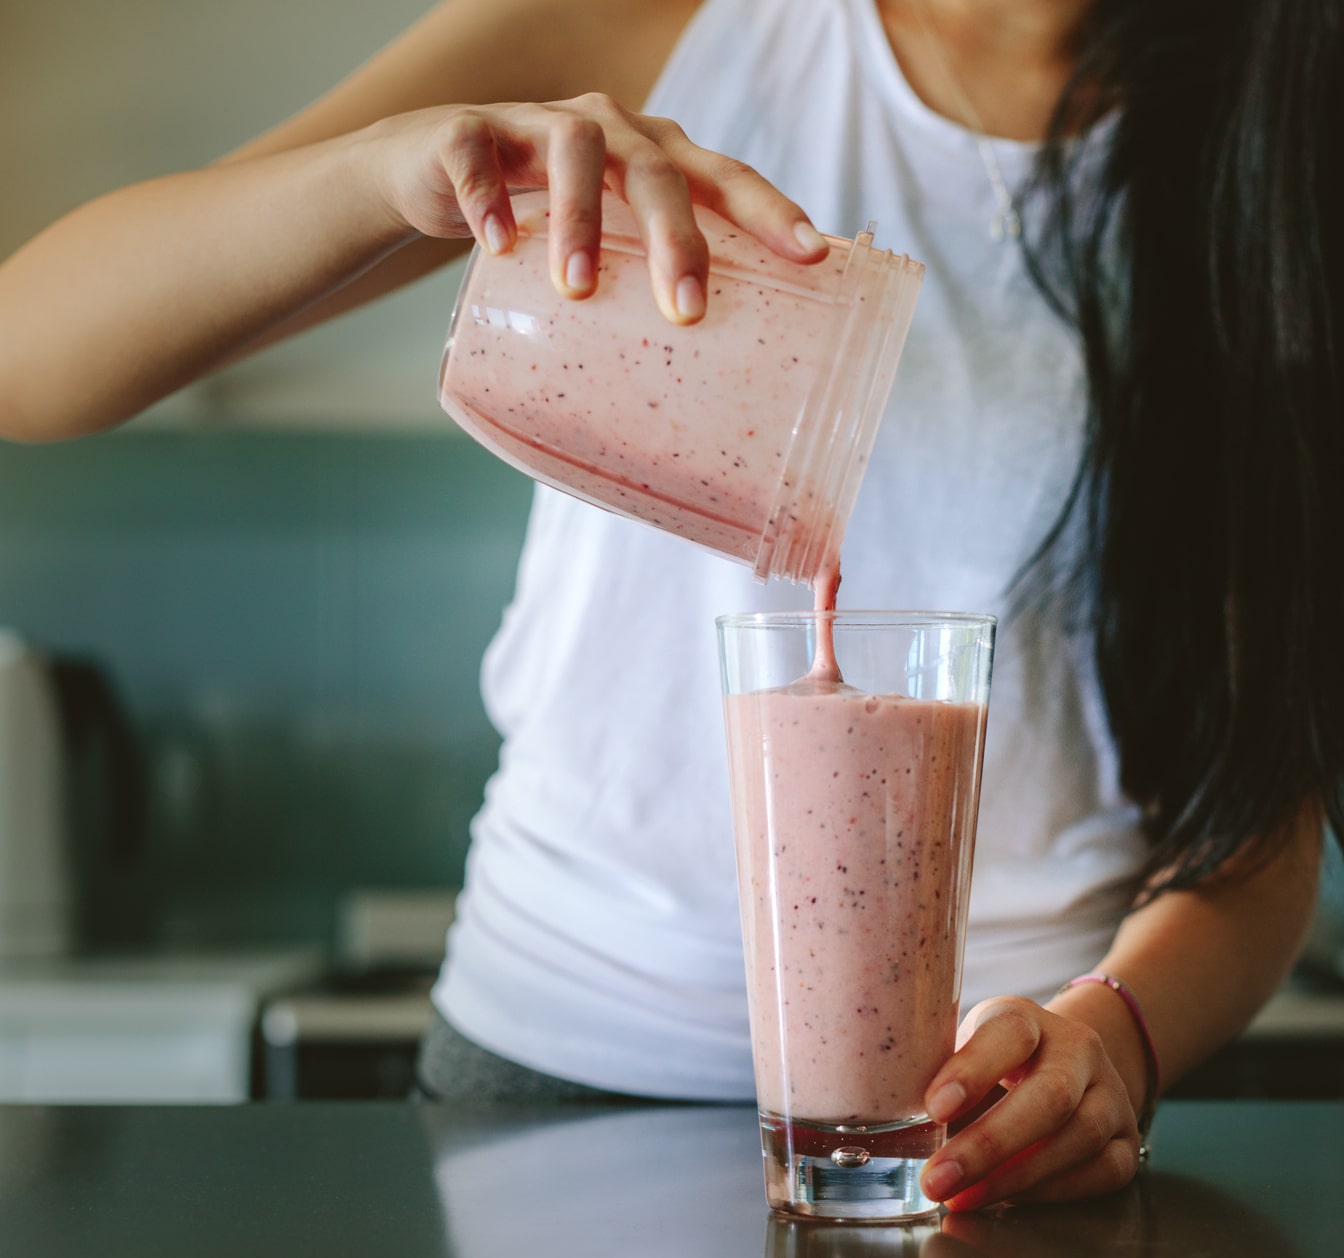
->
[0,0,1337,1212]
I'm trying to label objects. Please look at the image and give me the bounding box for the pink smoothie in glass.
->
[724,680,985,1123]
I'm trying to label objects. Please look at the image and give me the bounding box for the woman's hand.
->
[1,92,826,440]
[918,996,1143,1211]
[365,94,829,324]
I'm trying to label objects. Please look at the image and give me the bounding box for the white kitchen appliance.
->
[0,948,327,1102]
[0,631,72,960]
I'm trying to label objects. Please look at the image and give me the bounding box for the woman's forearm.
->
[1048,805,1325,1118]
[0,129,416,442]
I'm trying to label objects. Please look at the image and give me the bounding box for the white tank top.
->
[434,0,1146,1099]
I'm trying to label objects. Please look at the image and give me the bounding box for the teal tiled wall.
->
[0,429,533,949]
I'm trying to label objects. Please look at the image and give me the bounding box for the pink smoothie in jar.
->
[438,191,924,584]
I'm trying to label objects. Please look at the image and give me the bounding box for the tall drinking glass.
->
[717,611,995,1221]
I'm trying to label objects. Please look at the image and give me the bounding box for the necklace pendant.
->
[990,205,1022,242]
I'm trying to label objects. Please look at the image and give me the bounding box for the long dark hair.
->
[1023,0,1343,897]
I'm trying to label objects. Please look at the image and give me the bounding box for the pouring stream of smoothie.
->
[805,561,844,685]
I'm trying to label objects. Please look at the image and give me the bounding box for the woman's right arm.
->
[0,0,825,443]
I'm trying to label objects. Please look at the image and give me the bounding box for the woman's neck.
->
[878,0,1096,142]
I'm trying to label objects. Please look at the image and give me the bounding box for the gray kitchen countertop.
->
[1,1099,1341,1257]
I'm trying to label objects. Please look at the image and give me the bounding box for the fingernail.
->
[928,1081,966,1124]
[675,275,705,320]
[483,213,510,255]
[565,250,594,292]
[922,1159,963,1201]
[794,221,828,255]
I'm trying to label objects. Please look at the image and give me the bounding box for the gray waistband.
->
[414,1008,658,1104]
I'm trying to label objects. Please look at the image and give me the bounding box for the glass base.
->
[760,1111,944,1223]
[764,1216,943,1256]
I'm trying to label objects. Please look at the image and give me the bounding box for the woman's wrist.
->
[1059,973,1160,1142]
[321,119,428,247]
[1046,974,1158,1135]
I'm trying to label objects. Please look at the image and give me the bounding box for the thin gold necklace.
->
[909,0,1023,241]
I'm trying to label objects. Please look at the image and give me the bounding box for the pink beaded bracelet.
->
[1057,971,1161,1151]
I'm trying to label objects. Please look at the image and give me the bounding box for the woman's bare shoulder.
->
[228,0,702,161]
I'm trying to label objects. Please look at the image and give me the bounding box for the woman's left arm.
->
[918,802,1325,1211]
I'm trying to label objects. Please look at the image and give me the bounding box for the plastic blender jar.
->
[439,191,924,585]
